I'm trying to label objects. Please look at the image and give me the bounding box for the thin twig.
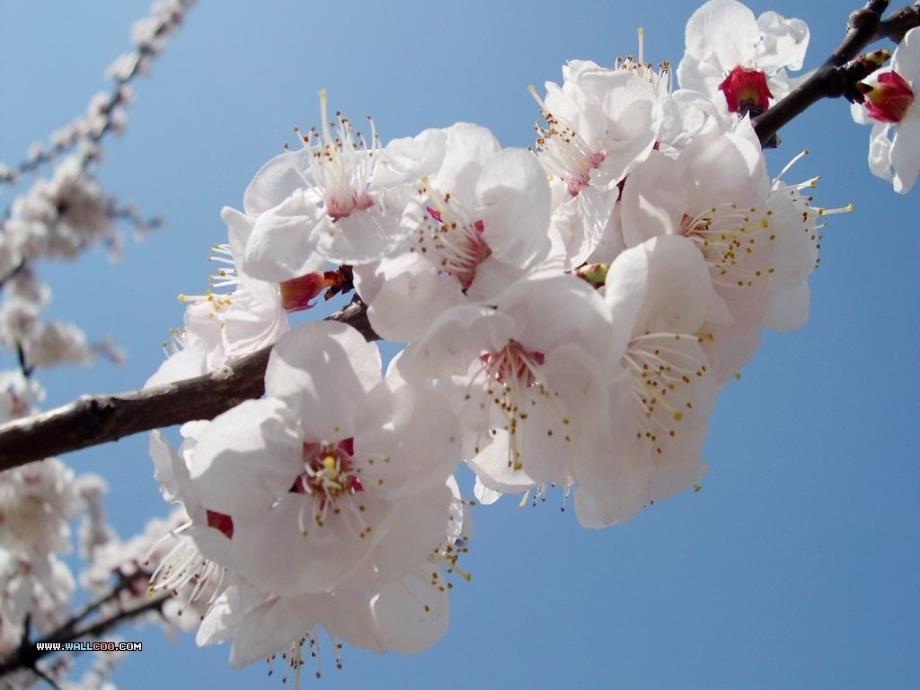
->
[0,299,377,471]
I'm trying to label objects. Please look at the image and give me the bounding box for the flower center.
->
[413,187,492,291]
[470,340,552,471]
[680,203,777,289]
[291,439,364,528]
[622,333,708,456]
[528,85,607,197]
[300,90,380,222]
[718,66,773,116]
[479,340,546,386]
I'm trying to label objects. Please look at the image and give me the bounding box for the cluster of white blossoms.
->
[0,374,206,690]
[142,0,877,679]
[0,0,193,387]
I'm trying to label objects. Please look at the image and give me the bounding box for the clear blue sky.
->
[1,1,918,688]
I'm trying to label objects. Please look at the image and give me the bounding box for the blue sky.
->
[1,0,918,688]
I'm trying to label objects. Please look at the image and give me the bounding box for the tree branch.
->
[754,1,920,145]
[0,299,377,471]
[0,591,169,679]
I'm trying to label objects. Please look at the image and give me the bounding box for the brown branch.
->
[754,1,920,145]
[0,299,377,472]
[0,592,170,679]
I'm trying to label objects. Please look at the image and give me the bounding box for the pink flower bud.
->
[864,71,915,123]
[718,66,773,115]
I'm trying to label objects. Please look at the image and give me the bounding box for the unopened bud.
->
[574,263,609,289]
[855,49,892,72]
[863,70,915,123]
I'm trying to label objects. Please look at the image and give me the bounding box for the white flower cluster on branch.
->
[1,0,918,686]
[135,0,897,681]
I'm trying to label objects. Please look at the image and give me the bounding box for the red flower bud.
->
[864,71,915,123]
[718,66,773,115]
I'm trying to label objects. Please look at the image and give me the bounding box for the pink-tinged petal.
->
[243,148,312,216]
[891,116,920,193]
[684,0,760,70]
[369,563,450,653]
[187,399,301,521]
[265,321,382,440]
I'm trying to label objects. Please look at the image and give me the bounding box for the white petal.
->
[265,321,382,440]
[473,476,502,505]
[243,190,327,282]
[475,149,552,268]
[367,266,464,342]
[243,148,312,216]
[370,565,450,653]
[763,281,810,331]
[355,382,460,499]
[230,493,386,595]
[684,0,760,70]
[187,398,301,521]
[606,235,712,337]
[891,116,920,193]
[369,484,453,581]
[229,597,314,668]
[892,27,920,81]
[756,11,810,72]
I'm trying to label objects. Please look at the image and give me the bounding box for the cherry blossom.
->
[852,28,920,193]
[360,123,560,341]
[678,0,809,116]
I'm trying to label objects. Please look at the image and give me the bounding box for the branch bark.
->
[0,299,377,472]
[754,1,920,145]
[0,590,169,679]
